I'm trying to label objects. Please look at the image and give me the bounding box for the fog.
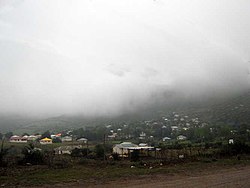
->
[0,0,250,117]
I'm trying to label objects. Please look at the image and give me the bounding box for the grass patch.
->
[1,157,250,186]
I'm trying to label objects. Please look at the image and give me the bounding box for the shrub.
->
[94,144,104,159]
[51,156,72,169]
[112,153,120,161]
[21,143,44,165]
[71,148,90,157]
[130,150,140,162]
[218,141,250,157]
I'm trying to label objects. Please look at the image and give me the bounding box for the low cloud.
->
[0,0,249,117]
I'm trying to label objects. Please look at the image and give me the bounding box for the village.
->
[1,111,249,162]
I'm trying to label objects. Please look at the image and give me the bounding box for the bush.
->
[130,150,140,162]
[71,148,90,157]
[52,137,62,143]
[112,153,120,161]
[21,143,44,165]
[218,141,250,157]
[50,156,72,169]
[94,144,104,159]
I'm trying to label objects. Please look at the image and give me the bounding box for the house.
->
[61,136,73,142]
[113,142,138,157]
[54,145,82,155]
[183,127,189,131]
[40,137,52,144]
[113,142,154,157]
[139,132,146,140]
[229,138,234,144]
[108,133,117,139]
[171,126,178,131]
[177,135,187,140]
[162,137,171,142]
[9,135,28,143]
[139,143,148,147]
[27,135,39,141]
[77,138,88,143]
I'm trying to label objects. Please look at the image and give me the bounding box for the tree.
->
[52,137,62,143]
[0,137,9,167]
[41,130,51,139]
[130,150,140,162]
[5,132,13,139]
[94,144,104,159]
[72,128,85,139]
[22,143,44,165]
[71,148,90,157]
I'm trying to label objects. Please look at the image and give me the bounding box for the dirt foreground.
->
[71,165,250,188]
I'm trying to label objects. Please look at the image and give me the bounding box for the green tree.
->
[52,137,62,143]
[130,150,140,162]
[0,137,8,167]
[71,148,89,157]
[41,130,51,139]
[5,132,13,139]
[22,143,44,165]
[94,144,104,159]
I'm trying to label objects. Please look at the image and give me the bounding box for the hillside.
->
[1,90,250,133]
[193,90,250,125]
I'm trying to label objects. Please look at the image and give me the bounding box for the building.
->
[113,142,154,157]
[9,135,28,143]
[77,138,88,143]
[229,138,234,144]
[113,142,138,157]
[40,137,52,144]
[54,145,82,155]
[27,135,39,141]
[139,132,146,140]
[177,135,187,140]
[162,137,171,142]
[61,136,73,142]
[171,126,178,131]
[107,133,117,139]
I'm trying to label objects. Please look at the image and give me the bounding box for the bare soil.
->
[52,165,250,188]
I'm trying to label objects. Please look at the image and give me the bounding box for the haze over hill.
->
[0,90,250,133]
[0,0,250,122]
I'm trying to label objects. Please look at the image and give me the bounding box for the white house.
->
[139,143,148,147]
[139,132,146,140]
[162,137,171,142]
[177,135,187,140]
[108,133,117,139]
[54,145,82,155]
[77,138,88,143]
[27,135,39,141]
[61,136,73,142]
[113,142,138,157]
[229,139,234,144]
[9,135,28,143]
[113,142,154,157]
[171,126,178,131]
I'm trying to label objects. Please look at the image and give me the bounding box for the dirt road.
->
[84,165,250,188]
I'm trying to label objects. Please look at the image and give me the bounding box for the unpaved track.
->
[85,166,250,188]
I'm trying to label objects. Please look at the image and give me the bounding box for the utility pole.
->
[0,135,5,166]
[103,134,106,161]
[86,140,89,158]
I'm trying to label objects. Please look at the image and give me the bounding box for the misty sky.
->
[0,0,250,117]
